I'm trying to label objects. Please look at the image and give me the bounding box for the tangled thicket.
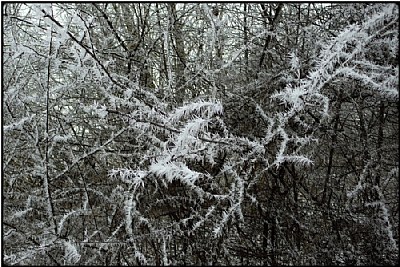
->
[3,3,398,265]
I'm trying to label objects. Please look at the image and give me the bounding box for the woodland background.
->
[2,3,399,265]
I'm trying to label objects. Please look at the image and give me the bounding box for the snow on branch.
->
[277,155,314,167]
[109,168,146,192]
[57,210,79,236]
[335,66,398,100]
[149,160,201,185]
[64,240,80,264]
[273,3,398,113]
[168,100,223,124]
[172,118,210,152]
[3,115,35,132]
